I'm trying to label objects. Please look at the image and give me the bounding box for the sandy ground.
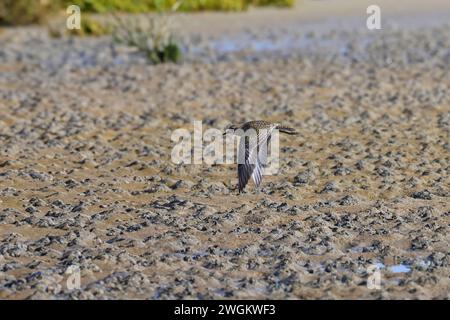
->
[0,1,449,299]
[174,0,450,34]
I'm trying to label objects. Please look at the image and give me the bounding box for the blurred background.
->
[1,0,449,63]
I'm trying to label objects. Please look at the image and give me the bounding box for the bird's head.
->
[223,124,239,136]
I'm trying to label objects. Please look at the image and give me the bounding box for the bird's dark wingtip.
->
[279,128,298,135]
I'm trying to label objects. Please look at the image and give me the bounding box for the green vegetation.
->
[67,0,156,13]
[249,0,295,7]
[67,0,294,12]
[1,0,294,26]
[48,15,113,37]
[69,16,113,36]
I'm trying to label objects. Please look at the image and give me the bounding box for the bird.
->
[223,120,298,193]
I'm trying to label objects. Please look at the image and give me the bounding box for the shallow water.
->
[375,262,412,273]
[188,14,450,63]
[389,264,412,273]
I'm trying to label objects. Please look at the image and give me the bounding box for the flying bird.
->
[223,120,297,193]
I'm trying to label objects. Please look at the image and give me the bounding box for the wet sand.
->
[0,0,449,299]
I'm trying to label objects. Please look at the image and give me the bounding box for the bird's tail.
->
[276,125,298,135]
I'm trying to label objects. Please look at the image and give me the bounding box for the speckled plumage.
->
[224,120,297,193]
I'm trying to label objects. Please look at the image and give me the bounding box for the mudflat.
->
[0,0,449,299]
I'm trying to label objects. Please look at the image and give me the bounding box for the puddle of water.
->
[375,262,412,273]
[389,264,412,273]
[208,34,345,55]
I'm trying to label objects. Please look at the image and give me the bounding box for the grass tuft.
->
[112,13,182,64]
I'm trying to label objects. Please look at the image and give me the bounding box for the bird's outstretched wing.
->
[237,127,274,192]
